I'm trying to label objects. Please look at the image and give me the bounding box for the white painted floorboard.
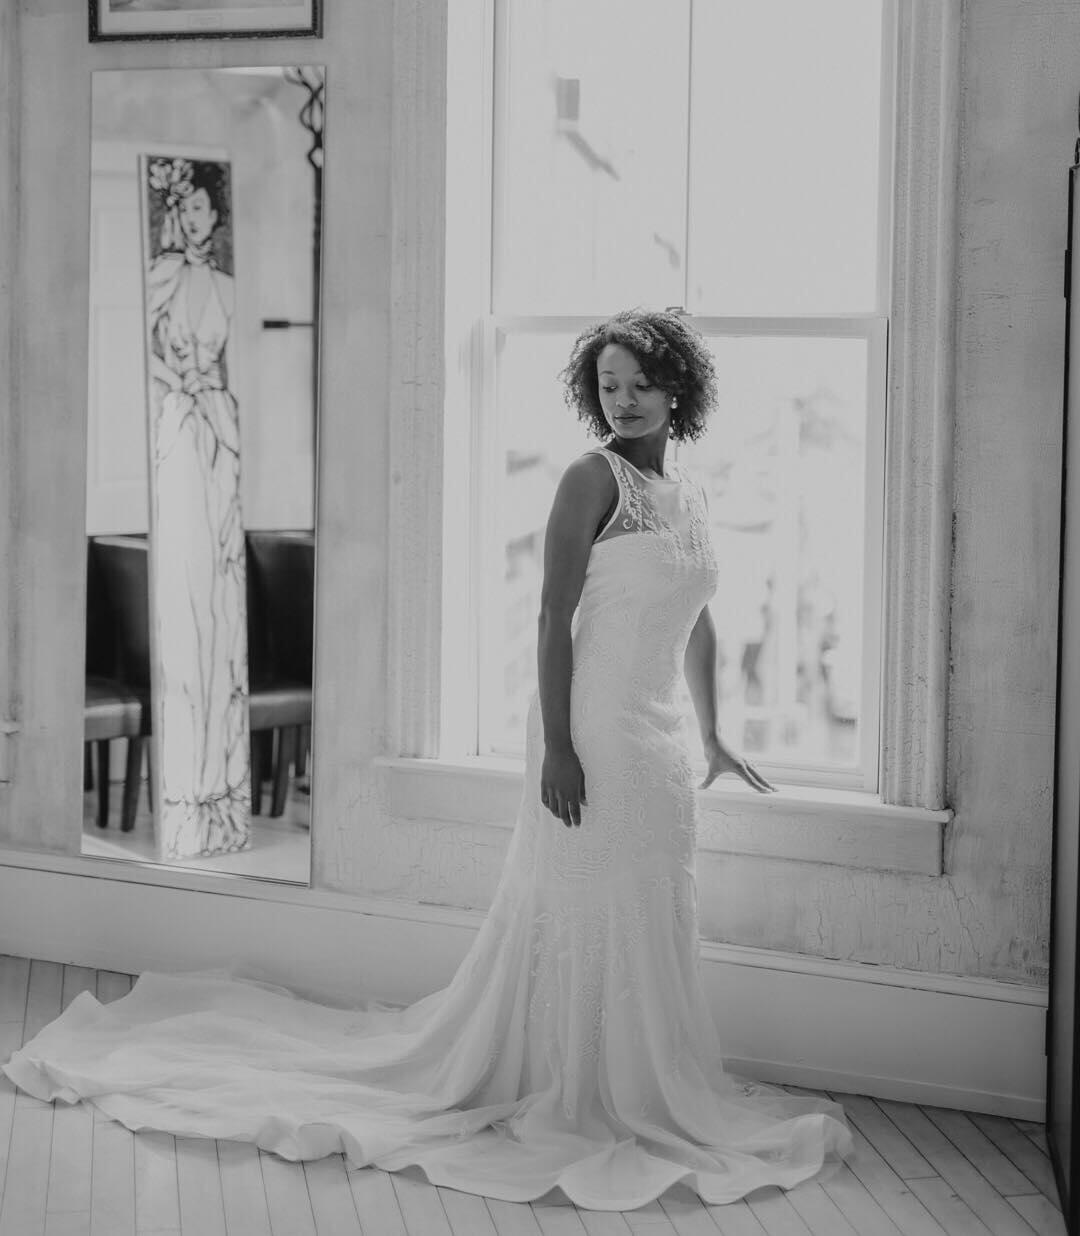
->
[0,956,1067,1236]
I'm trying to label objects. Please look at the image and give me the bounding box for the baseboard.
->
[0,852,1047,1121]
[694,938,1046,1121]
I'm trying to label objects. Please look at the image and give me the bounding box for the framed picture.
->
[89,0,320,42]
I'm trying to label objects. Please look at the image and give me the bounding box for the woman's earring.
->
[671,397,678,409]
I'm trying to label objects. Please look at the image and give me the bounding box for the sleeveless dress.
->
[3,446,855,1210]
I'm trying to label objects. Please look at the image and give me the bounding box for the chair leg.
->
[95,740,111,828]
[251,732,263,815]
[296,725,310,782]
[270,726,297,818]
[121,738,143,832]
[254,730,273,775]
[84,743,94,792]
[146,738,157,815]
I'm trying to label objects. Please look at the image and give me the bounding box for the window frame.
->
[456,0,893,793]
[391,0,959,815]
[471,313,888,793]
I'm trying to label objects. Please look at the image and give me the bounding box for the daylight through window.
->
[452,0,894,791]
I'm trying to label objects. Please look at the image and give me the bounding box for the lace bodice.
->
[572,445,719,711]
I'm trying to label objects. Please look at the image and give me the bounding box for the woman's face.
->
[596,343,672,442]
[178,187,218,247]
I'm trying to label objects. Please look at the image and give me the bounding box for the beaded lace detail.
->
[592,446,712,550]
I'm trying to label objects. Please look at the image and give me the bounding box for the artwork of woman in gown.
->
[143,156,251,860]
[3,310,855,1209]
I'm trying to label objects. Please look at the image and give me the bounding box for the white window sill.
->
[374,756,950,876]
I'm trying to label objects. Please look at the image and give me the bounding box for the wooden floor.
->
[0,956,1067,1236]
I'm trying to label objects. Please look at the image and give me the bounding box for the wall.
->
[945,1,1077,982]
[0,0,391,853]
[338,0,1074,991]
[0,0,1072,993]
[700,0,1076,984]
[87,69,318,533]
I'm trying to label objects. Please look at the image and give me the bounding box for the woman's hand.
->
[540,744,588,827]
[700,735,776,794]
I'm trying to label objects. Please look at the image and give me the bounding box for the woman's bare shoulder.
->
[561,448,615,485]
[554,450,616,509]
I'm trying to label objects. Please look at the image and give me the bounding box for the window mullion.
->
[877,0,899,316]
[489,0,511,317]
[494,314,886,337]
[683,0,695,311]
[683,315,887,338]
[860,317,889,792]
[475,319,503,756]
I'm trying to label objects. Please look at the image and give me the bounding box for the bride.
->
[4,308,855,1211]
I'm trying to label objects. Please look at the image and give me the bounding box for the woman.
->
[145,158,250,859]
[3,310,854,1210]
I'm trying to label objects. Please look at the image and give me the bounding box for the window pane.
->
[678,335,871,769]
[688,0,884,315]
[485,331,593,755]
[483,329,874,773]
[494,0,690,316]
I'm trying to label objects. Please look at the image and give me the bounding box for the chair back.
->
[86,539,116,678]
[246,531,314,687]
[91,537,151,688]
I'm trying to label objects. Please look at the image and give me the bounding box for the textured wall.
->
[351,2,1074,989]
[649,4,1075,985]
[695,2,1076,984]
[0,0,393,857]
[945,1,1077,983]
[3,1,1073,990]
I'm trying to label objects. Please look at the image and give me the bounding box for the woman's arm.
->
[536,454,615,827]
[684,605,776,794]
[684,604,722,750]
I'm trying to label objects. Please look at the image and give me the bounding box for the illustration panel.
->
[139,153,252,860]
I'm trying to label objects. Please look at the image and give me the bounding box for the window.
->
[444,0,896,793]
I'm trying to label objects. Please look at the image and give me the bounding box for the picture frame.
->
[89,0,320,43]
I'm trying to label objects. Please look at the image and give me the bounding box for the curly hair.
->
[559,308,718,443]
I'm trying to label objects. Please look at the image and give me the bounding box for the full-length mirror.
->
[82,66,324,884]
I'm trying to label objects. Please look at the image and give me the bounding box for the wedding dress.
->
[3,445,855,1210]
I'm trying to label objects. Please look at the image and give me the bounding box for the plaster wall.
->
[0,0,391,856]
[343,1,1072,989]
[0,0,1071,992]
[88,69,318,532]
[695,0,1074,983]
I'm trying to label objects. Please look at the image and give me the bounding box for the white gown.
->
[3,446,855,1210]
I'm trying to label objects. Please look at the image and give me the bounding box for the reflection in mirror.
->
[82,67,324,884]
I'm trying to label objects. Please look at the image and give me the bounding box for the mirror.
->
[82,66,324,884]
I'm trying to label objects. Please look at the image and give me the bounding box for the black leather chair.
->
[85,677,147,831]
[88,532,314,825]
[84,537,152,831]
[246,531,314,817]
